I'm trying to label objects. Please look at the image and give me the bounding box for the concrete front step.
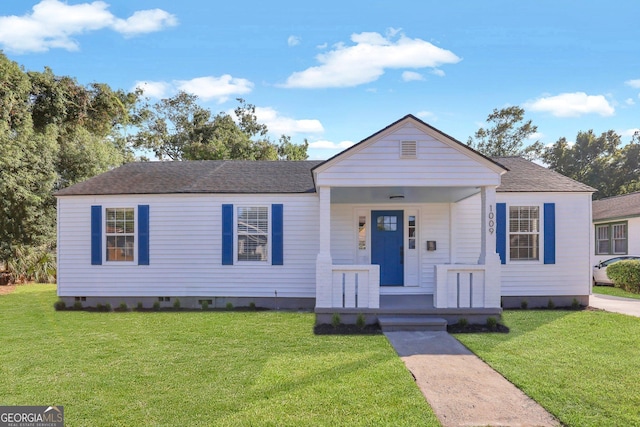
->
[378,316,448,332]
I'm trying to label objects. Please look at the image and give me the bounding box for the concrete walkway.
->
[385,331,559,427]
[590,293,640,317]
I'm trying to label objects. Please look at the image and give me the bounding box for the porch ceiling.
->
[330,186,480,204]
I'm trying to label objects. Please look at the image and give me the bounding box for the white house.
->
[56,115,595,324]
[592,191,640,266]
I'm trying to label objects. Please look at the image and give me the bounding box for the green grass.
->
[593,284,640,300]
[0,285,438,427]
[455,310,640,427]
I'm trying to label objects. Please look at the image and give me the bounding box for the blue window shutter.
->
[272,204,283,265]
[544,203,556,264]
[222,204,234,265]
[496,203,506,264]
[138,205,150,265]
[91,205,102,265]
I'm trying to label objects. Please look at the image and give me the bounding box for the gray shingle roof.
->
[493,157,595,193]
[56,156,594,196]
[55,160,323,196]
[593,191,640,221]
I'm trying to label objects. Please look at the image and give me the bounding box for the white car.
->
[593,256,640,285]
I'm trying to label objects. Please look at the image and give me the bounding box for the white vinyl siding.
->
[498,192,592,297]
[57,193,318,298]
[315,122,502,188]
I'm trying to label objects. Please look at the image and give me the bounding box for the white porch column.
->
[315,186,333,308]
[479,186,501,308]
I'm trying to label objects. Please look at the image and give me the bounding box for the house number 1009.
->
[488,205,495,234]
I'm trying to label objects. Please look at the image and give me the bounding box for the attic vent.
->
[400,140,417,159]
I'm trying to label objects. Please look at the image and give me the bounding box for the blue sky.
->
[1,0,639,159]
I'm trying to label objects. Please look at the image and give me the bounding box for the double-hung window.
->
[237,206,269,261]
[105,208,135,262]
[509,206,539,261]
[595,222,627,255]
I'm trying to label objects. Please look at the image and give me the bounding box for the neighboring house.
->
[592,191,640,267]
[56,115,595,323]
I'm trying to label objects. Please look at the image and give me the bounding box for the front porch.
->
[313,185,503,326]
[315,273,503,327]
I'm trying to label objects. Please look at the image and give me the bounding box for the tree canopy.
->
[469,105,640,199]
[132,94,309,161]
[467,106,542,160]
[541,130,640,199]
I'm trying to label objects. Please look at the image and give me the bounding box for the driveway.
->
[590,293,640,317]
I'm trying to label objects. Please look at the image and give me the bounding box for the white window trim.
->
[507,204,543,264]
[103,206,137,265]
[234,205,271,264]
[595,221,628,255]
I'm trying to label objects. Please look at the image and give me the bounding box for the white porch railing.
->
[329,265,380,309]
[434,264,486,308]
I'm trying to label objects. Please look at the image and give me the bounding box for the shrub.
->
[225,302,233,310]
[607,260,640,293]
[53,300,66,311]
[520,300,528,310]
[73,301,83,310]
[153,301,160,311]
[486,317,498,331]
[571,298,581,310]
[356,313,366,330]
[249,302,256,310]
[173,299,181,309]
[118,302,128,312]
[136,302,143,311]
[331,313,341,329]
[547,299,555,309]
[457,317,468,328]
[105,303,112,312]
[201,300,209,310]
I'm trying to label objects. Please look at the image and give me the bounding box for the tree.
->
[467,106,542,160]
[541,130,640,199]
[28,68,138,188]
[133,94,308,161]
[0,55,58,266]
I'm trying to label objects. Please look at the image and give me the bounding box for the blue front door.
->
[371,210,404,286]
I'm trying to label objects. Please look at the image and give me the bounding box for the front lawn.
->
[455,309,640,427]
[0,285,438,426]
[592,284,640,300]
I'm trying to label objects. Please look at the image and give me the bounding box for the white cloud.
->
[625,79,640,88]
[416,111,435,121]
[133,74,253,103]
[621,128,640,137]
[308,140,355,150]
[431,69,445,77]
[402,71,424,82]
[527,132,544,141]
[0,0,177,53]
[253,107,324,135]
[626,98,636,106]
[526,92,615,117]
[280,30,461,88]
[134,80,172,98]
[287,35,301,47]
[176,75,253,103]
[112,9,177,37]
